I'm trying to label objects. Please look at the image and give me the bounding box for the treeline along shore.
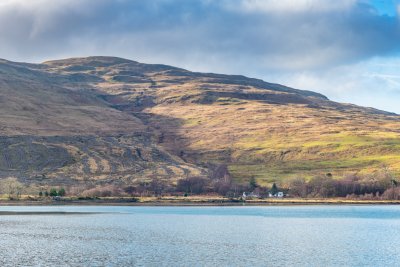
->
[1,196,400,206]
[1,166,400,204]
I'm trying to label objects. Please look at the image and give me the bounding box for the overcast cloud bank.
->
[0,0,399,112]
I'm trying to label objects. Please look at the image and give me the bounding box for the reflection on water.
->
[0,205,399,266]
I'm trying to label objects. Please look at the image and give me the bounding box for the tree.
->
[177,177,209,194]
[288,177,308,198]
[58,188,66,197]
[39,191,43,197]
[49,188,58,197]
[308,175,336,198]
[249,176,258,190]
[149,178,166,196]
[210,164,232,184]
[270,183,279,196]
[44,191,49,197]
[0,177,24,200]
[124,186,136,196]
[213,180,231,196]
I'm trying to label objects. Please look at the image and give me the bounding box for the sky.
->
[0,0,399,113]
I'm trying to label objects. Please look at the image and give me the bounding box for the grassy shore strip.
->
[0,196,400,206]
[0,211,99,215]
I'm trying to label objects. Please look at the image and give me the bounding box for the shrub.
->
[58,188,66,196]
[382,187,400,200]
[49,188,58,197]
[80,185,124,197]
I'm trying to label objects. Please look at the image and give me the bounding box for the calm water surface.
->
[0,205,400,266]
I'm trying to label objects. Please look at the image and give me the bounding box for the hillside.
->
[1,56,400,190]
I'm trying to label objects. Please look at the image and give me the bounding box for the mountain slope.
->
[0,58,204,187]
[1,56,400,189]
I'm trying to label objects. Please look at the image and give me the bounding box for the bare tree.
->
[177,177,209,194]
[288,177,308,198]
[0,177,24,200]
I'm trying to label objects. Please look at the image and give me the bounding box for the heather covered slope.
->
[0,58,143,135]
[0,58,204,186]
[1,56,400,188]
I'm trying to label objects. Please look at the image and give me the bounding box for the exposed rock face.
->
[1,56,400,187]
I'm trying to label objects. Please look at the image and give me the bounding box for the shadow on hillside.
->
[95,87,228,180]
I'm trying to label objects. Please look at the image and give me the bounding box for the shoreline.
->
[0,197,400,206]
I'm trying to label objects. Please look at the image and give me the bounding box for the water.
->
[0,205,400,266]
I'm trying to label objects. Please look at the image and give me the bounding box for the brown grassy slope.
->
[0,59,142,135]
[0,58,204,185]
[2,56,400,187]
[39,57,400,185]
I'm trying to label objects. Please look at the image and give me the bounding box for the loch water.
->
[0,205,399,266]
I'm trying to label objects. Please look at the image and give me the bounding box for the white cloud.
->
[264,57,400,113]
[229,0,357,14]
[0,0,399,112]
[0,0,397,70]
